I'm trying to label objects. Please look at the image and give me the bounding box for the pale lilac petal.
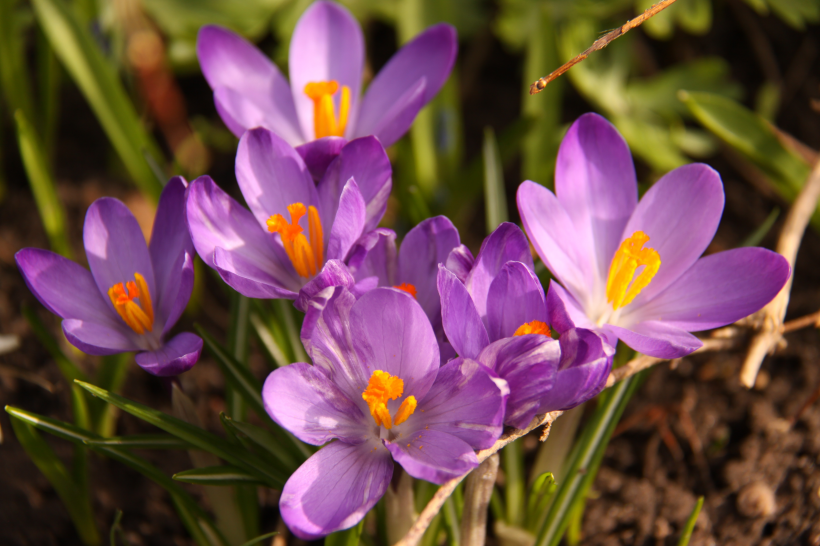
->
[476,336,560,429]
[295,260,357,313]
[83,198,156,318]
[149,177,194,332]
[236,128,319,229]
[385,429,477,484]
[464,222,533,321]
[486,262,546,341]
[355,79,426,148]
[186,176,300,291]
[346,229,397,286]
[263,363,370,446]
[398,357,507,449]
[350,288,440,403]
[62,319,138,355]
[289,1,364,141]
[355,23,457,146]
[134,332,202,377]
[318,137,391,232]
[15,248,114,325]
[626,248,790,331]
[538,328,612,412]
[326,179,366,262]
[296,137,346,181]
[399,216,460,329]
[546,282,594,332]
[213,247,298,300]
[622,163,724,307]
[608,321,703,359]
[517,181,594,310]
[438,266,489,360]
[445,244,474,283]
[555,113,637,282]
[280,440,392,540]
[197,25,303,143]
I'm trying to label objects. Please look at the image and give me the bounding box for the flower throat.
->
[362,370,416,430]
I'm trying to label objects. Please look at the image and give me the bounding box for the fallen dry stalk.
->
[740,157,820,388]
[529,0,679,94]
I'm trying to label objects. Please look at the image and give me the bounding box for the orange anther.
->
[393,283,418,298]
[606,231,661,310]
[303,80,351,139]
[513,320,551,337]
[108,272,154,334]
[267,203,324,279]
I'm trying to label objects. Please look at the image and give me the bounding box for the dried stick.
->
[740,158,820,388]
[529,0,679,94]
[460,454,500,546]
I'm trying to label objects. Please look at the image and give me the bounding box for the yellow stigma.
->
[605,231,661,310]
[513,320,551,337]
[361,370,417,430]
[108,273,154,334]
[266,203,324,278]
[304,80,351,139]
[393,283,418,299]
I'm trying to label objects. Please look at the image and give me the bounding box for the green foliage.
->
[677,496,704,546]
[742,0,820,29]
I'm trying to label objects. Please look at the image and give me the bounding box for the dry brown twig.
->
[529,0,679,94]
[740,157,820,388]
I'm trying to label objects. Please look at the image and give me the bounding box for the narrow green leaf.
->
[174,465,266,486]
[239,532,279,546]
[9,415,100,545]
[527,472,556,521]
[677,496,704,546]
[220,414,301,472]
[30,0,164,200]
[85,434,192,450]
[502,439,525,527]
[250,311,290,368]
[0,0,35,121]
[275,299,308,363]
[94,353,131,436]
[74,381,287,487]
[325,520,364,546]
[740,207,780,247]
[14,110,72,257]
[483,126,508,234]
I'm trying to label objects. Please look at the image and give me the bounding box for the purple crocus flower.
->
[437,223,613,427]
[15,178,202,376]
[186,127,390,311]
[264,287,508,539]
[197,1,457,179]
[517,113,791,359]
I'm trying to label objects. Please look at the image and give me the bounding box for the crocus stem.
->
[460,454,499,546]
[503,439,526,527]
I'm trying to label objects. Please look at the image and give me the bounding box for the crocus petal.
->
[465,222,533,322]
[236,128,320,229]
[445,244,475,283]
[213,247,298,300]
[517,181,594,310]
[62,319,138,355]
[538,328,612,412]
[398,216,461,329]
[83,198,156,317]
[318,137,392,232]
[280,440,392,540]
[134,332,203,377]
[476,336,560,429]
[486,262,546,341]
[355,78,427,149]
[608,321,703,359]
[355,23,457,147]
[263,363,370,446]
[346,229,397,286]
[438,266,490,360]
[385,429,478,485]
[289,1,364,141]
[622,163,724,307]
[547,282,619,347]
[399,357,507,449]
[555,113,637,282]
[197,25,303,144]
[350,288,440,404]
[295,260,357,313]
[296,137,347,181]
[15,248,114,325]
[149,177,195,332]
[326,179,366,262]
[626,247,790,331]
[186,176,300,291]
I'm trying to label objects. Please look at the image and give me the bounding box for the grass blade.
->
[677,496,704,546]
[325,521,364,546]
[85,434,192,449]
[220,414,301,472]
[483,126,508,233]
[173,465,266,486]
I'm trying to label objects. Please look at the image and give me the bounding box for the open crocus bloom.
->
[186,128,391,310]
[437,223,613,427]
[197,0,457,179]
[518,113,791,359]
[264,287,508,539]
[15,178,202,376]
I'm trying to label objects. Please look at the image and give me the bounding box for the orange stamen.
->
[267,203,324,278]
[513,320,551,337]
[393,283,418,298]
[362,370,416,430]
[606,231,661,310]
[303,80,351,139]
[107,272,154,334]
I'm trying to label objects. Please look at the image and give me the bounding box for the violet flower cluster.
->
[14,1,791,541]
